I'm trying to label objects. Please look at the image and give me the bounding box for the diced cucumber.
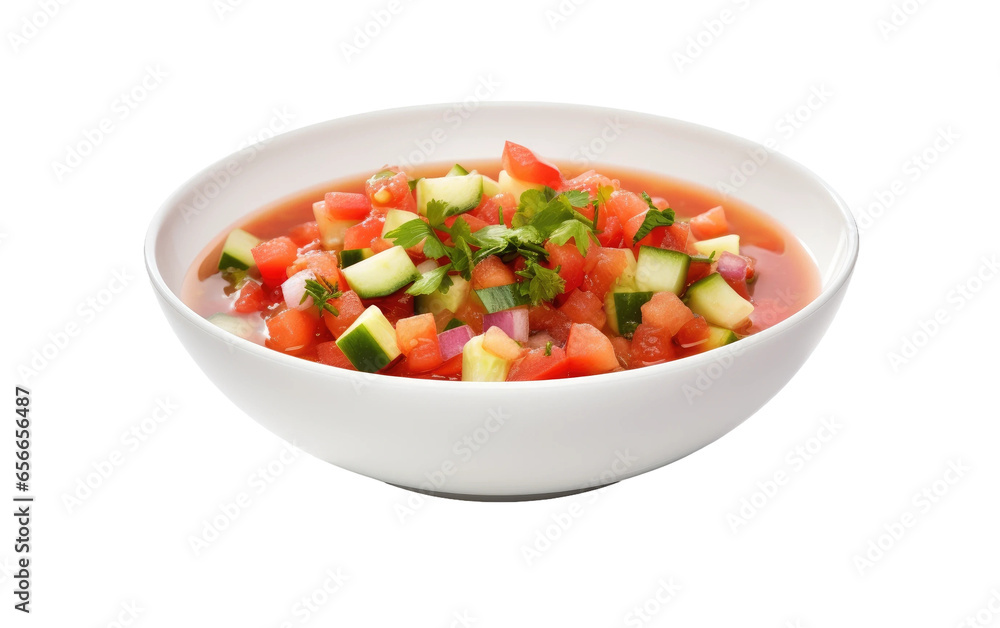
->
[636,246,690,295]
[498,170,544,200]
[208,313,256,339]
[605,289,654,338]
[693,234,740,257]
[312,200,354,249]
[342,246,421,298]
[416,174,484,216]
[481,175,502,197]
[415,276,471,316]
[339,248,373,268]
[444,318,466,331]
[611,248,640,291]
[381,209,422,239]
[475,284,529,314]
[703,324,739,350]
[462,335,511,382]
[447,163,470,176]
[685,273,754,330]
[335,305,401,372]
[218,229,261,271]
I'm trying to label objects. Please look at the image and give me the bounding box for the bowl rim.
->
[144,101,859,391]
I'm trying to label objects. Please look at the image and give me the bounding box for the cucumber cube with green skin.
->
[605,289,654,338]
[312,200,355,250]
[218,229,261,271]
[381,209,422,239]
[462,335,511,382]
[446,164,470,176]
[703,324,739,350]
[685,273,754,330]
[481,175,502,197]
[335,305,401,372]
[416,174,484,216]
[207,313,256,339]
[636,246,690,295]
[342,246,421,299]
[475,284,529,314]
[498,170,544,201]
[416,276,471,316]
[693,234,740,258]
[339,248,373,268]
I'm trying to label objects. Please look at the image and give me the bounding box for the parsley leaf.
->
[384,219,449,260]
[472,224,547,264]
[562,189,591,208]
[632,192,676,245]
[596,184,615,207]
[548,219,599,256]
[512,187,558,227]
[516,261,565,305]
[406,263,454,296]
[302,276,342,315]
[689,251,716,264]
[544,341,553,357]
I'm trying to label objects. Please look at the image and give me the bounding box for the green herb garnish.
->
[302,276,342,315]
[632,192,676,245]
[544,341,553,356]
[516,261,565,305]
[406,263,454,296]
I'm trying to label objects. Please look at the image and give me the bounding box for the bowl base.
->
[388,481,616,502]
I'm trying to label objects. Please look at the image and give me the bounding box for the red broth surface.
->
[182,161,820,379]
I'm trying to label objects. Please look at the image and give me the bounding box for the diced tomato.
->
[560,170,616,198]
[288,221,321,248]
[641,292,694,336]
[396,313,444,372]
[472,192,516,227]
[544,241,586,294]
[507,345,569,381]
[565,323,619,376]
[582,247,632,301]
[342,209,386,250]
[686,260,713,286]
[369,237,394,254]
[657,222,692,254]
[364,290,415,326]
[502,141,562,188]
[622,212,648,247]
[596,215,623,248]
[365,171,416,212]
[324,192,372,221]
[675,316,710,348]
[251,236,299,287]
[265,309,318,354]
[454,300,486,335]
[433,354,464,378]
[607,190,649,225]
[690,206,728,240]
[472,255,516,289]
[726,276,752,300]
[234,280,266,313]
[558,289,607,329]
[321,290,365,337]
[316,341,356,370]
[528,303,572,345]
[630,323,676,368]
[610,336,631,369]
[482,326,523,362]
[286,250,341,281]
[650,196,670,210]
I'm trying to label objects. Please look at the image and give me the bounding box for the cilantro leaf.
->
[562,189,591,208]
[512,187,558,227]
[632,192,676,245]
[406,264,454,296]
[302,276,342,315]
[473,224,547,264]
[596,184,615,207]
[516,261,565,305]
[384,219,449,260]
[548,219,598,256]
[425,199,455,227]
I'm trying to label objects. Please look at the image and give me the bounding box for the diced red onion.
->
[438,325,474,360]
[716,252,749,282]
[482,307,530,342]
[282,270,316,310]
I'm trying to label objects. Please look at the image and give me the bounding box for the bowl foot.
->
[387,481,617,502]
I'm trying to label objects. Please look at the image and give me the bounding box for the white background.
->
[4,0,999,626]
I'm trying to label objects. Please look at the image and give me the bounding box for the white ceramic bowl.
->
[145,103,858,500]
